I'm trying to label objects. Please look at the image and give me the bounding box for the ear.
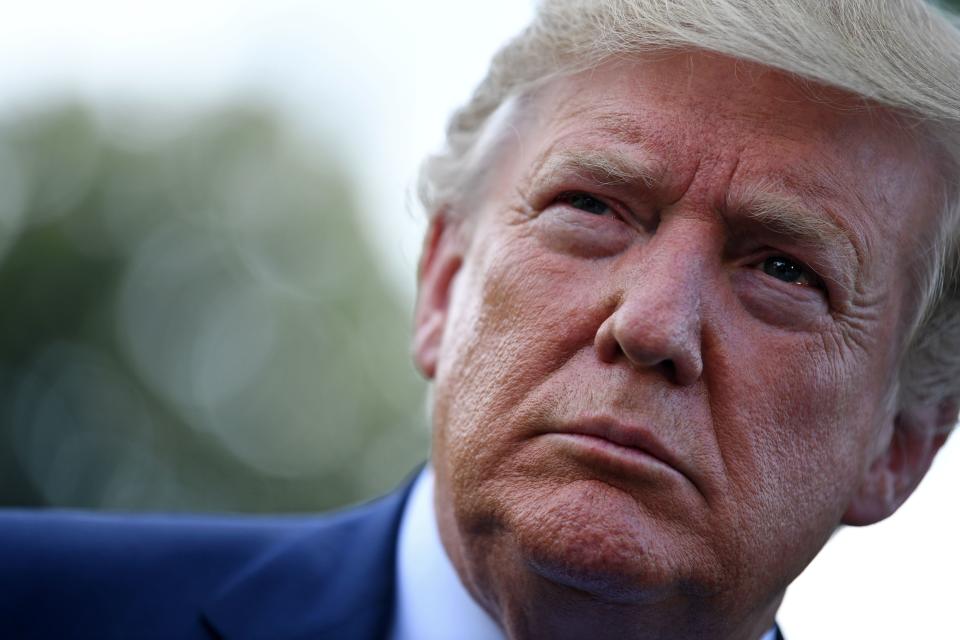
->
[412,212,464,379]
[842,397,957,526]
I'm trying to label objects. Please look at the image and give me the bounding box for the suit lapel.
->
[202,477,416,640]
[201,471,787,640]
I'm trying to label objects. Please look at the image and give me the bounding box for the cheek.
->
[705,324,875,524]
[431,231,611,497]
[438,232,603,402]
[692,328,882,585]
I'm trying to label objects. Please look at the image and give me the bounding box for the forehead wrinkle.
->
[544,88,663,146]
[520,107,669,194]
[527,97,867,293]
[587,111,661,148]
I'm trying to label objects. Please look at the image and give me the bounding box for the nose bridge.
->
[632,230,705,312]
[595,221,708,386]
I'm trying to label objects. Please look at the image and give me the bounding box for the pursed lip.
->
[545,417,696,489]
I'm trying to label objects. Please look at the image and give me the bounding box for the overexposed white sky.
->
[0,0,531,296]
[0,1,955,637]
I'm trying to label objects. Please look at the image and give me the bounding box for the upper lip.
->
[550,417,695,486]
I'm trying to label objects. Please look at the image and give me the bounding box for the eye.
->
[761,256,820,288]
[559,192,611,216]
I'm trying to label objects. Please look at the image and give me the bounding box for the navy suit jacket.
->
[0,478,785,640]
[0,478,414,640]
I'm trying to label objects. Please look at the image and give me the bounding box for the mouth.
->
[541,418,695,489]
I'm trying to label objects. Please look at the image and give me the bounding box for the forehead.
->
[492,51,944,308]
[540,52,916,158]
[531,53,933,193]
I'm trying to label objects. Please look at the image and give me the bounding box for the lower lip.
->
[543,433,685,481]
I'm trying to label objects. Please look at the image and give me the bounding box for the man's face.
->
[416,52,942,638]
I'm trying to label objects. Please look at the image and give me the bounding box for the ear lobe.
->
[842,398,957,526]
[412,213,463,380]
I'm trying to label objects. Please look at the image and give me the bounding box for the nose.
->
[594,236,705,387]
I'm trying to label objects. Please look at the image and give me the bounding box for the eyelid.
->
[555,191,611,213]
[551,190,650,232]
[753,252,827,293]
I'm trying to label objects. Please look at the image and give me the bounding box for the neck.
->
[488,573,782,640]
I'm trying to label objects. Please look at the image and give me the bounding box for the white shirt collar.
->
[389,467,779,640]
[389,466,505,640]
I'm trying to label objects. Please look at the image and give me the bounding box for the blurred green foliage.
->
[0,103,428,513]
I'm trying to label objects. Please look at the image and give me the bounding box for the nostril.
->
[658,359,677,382]
[593,296,703,386]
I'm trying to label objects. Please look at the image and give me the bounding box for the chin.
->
[500,478,722,604]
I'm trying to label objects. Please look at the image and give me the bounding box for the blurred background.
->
[0,1,957,638]
[0,0,535,513]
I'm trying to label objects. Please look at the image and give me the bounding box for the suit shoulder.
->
[0,508,312,567]
[0,479,418,639]
[0,493,406,596]
[0,509,318,638]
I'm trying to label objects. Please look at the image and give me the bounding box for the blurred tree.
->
[0,103,428,513]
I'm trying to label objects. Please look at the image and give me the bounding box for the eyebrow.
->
[527,147,664,191]
[727,184,861,290]
[527,145,861,288]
